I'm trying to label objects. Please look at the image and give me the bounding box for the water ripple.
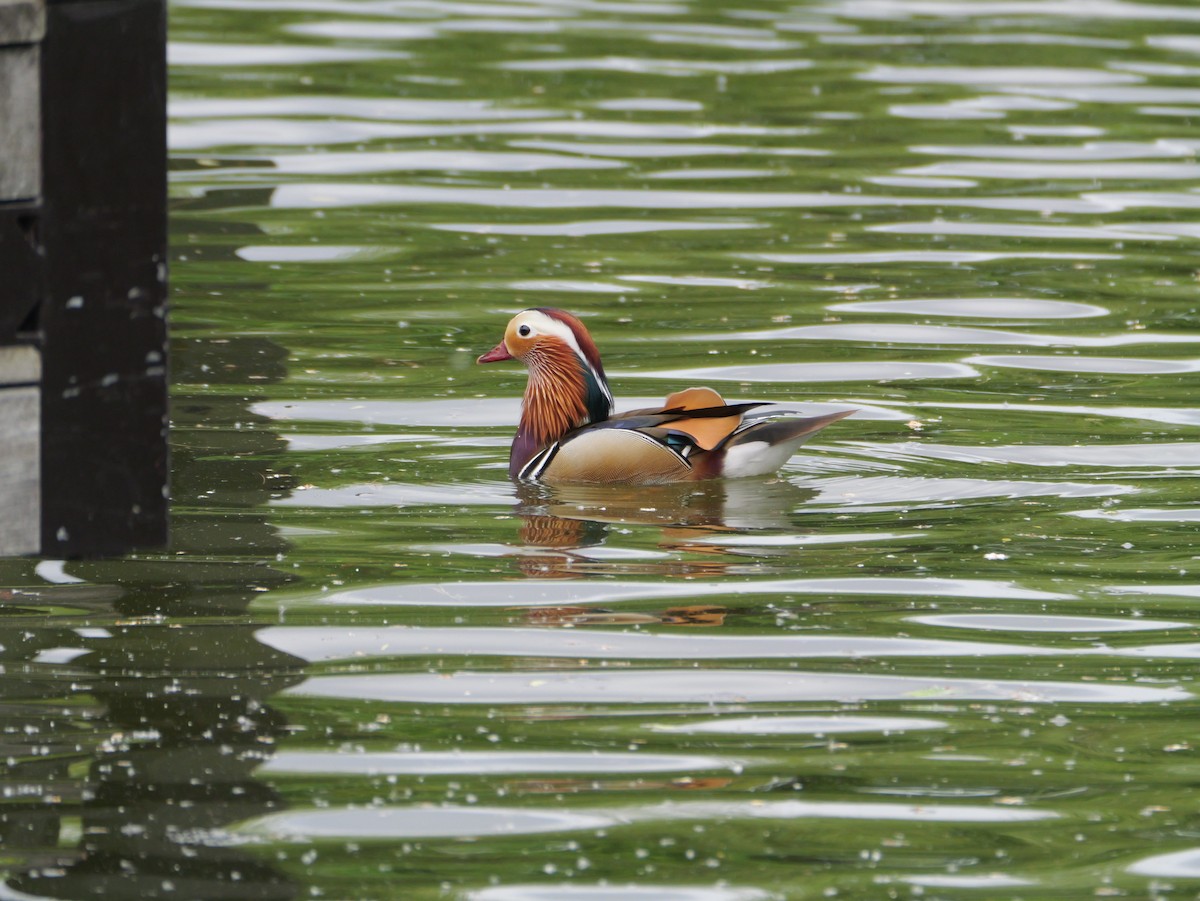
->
[912,613,1189,633]
[499,57,815,75]
[860,64,1141,86]
[432,219,759,236]
[170,96,558,120]
[624,361,980,383]
[265,182,1108,213]
[237,797,1056,843]
[168,41,406,66]
[830,298,1108,319]
[828,0,1200,24]
[280,576,1072,610]
[256,625,1054,663]
[871,220,1177,240]
[846,441,1200,469]
[260,749,733,776]
[900,161,1200,181]
[741,250,1119,264]
[650,715,947,735]
[509,139,828,158]
[967,354,1200,375]
[694,323,1199,348]
[285,669,1185,704]
[468,887,775,901]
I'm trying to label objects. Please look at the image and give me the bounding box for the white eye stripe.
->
[518,311,614,411]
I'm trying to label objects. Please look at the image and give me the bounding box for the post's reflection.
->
[0,334,304,900]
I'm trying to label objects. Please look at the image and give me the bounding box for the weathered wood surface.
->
[0,0,42,42]
[0,0,43,556]
[0,346,40,556]
[0,0,43,201]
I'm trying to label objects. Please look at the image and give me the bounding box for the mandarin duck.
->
[478,308,853,484]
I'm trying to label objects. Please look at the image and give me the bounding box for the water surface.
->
[3,0,1200,898]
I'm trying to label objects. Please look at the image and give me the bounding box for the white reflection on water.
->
[650,715,946,735]
[170,96,558,120]
[1109,585,1200,599]
[256,625,1054,663]
[509,139,828,158]
[705,322,1200,348]
[828,0,1200,23]
[829,298,1108,318]
[283,576,1072,609]
[900,161,1200,180]
[911,613,1190,633]
[867,175,978,188]
[967,354,1200,375]
[647,167,779,180]
[889,95,1074,120]
[239,806,615,840]
[902,402,1200,427]
[1128,847,1200,877]
[432,219,759,236]
[618,274,774,288]
[1018,85,1200,104]
[810,474,1131,506]
[1068,507,1200,523]
[168,42,406,66]
[741,250,1119,264]
[910,140,1186,160]
[871,221,1176,240]
[172,118,816,150]
[235,245,396,262]
[902,874,1034,889]
[593,97,704,112]
[267,182,1108,213]
[825,32,1128,49]
[1148,34,1200,51]
[504,279,631,293]
[260,749,735,776]
[272,482,514,508]
[846,440,1200,468]
[284,668,1184,704]
[285,21,440,40]
[622,361,980,383]
[680,531,918,547]
[469,886,775,901]
[1007,124,1105,137]
[237,797,1056,842]
[859,64,1141,85]
[498,58,815,75]
[267,150,627,174]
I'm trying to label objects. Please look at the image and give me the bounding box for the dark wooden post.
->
[0,0,169,557]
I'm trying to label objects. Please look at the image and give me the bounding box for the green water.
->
[4,0,1200,898]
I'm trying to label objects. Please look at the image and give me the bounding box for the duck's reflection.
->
[509,480,817,623]
[517,478,818,544]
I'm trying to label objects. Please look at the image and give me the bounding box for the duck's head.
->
[477,308,601,370]
[478,308,614,468]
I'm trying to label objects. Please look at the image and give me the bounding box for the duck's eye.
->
[518,324,532,337]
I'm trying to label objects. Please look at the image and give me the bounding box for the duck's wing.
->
[520,426,696,484]
[616,387,764,453]
[521,386,854,484]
